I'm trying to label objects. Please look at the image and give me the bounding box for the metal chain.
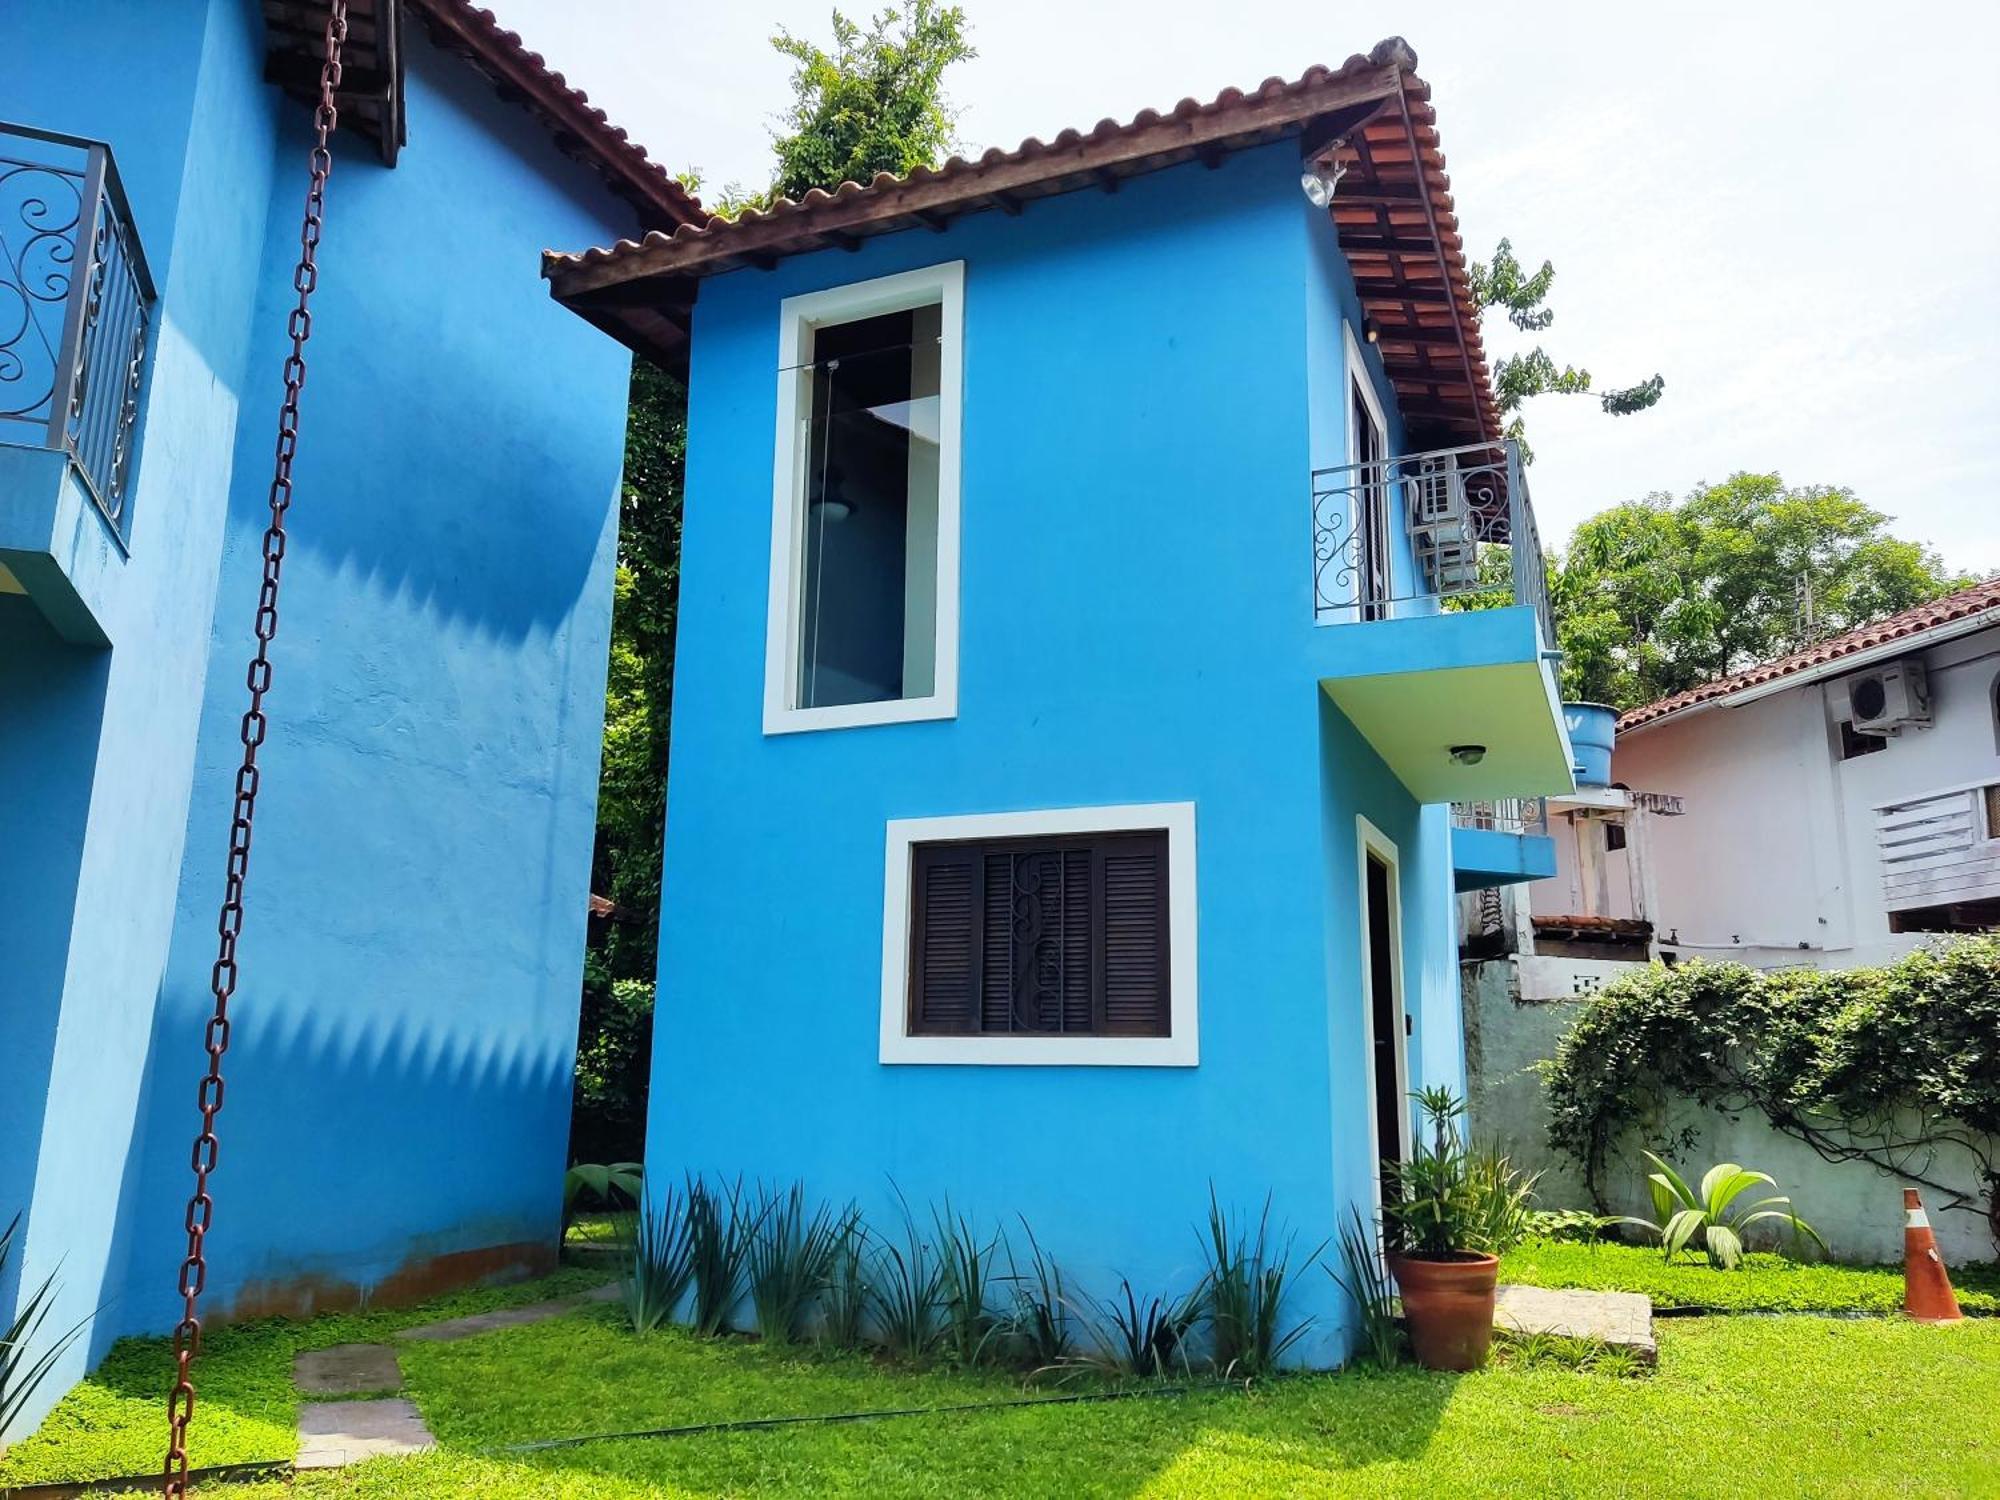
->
[163,5,346,1494]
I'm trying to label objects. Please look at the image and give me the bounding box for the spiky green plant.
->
[999,1217,1072,1372]
[2,1214,90,1440]
[621,1183,695,1333]
[1619,1152,1826,1269]
[1326,1206,1402,1369]
[1080,1278,1204,1380]
[818,1214,870,1350]
[746,1184,851,1344]
[687,1176,761,1335]
[867,1189,943,1359]
[1198,1188,1318,1378]
[933,1201,1003,1366]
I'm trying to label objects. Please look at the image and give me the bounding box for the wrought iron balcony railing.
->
[1451,797,1550,838]
[1311,438,1553,647]
[1,122,155,542]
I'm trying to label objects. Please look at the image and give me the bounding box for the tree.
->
[1469,238,1663,456]
[569,6,977,1163]
[1550,472,1978,709]
[770,1,974,204]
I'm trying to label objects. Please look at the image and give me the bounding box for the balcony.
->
[1449,797,1556,890]
[1307,440,1573,805]
[1,122,154,643]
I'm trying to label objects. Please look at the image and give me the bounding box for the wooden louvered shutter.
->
[1099,832,1170,1035]
[909,844,980,1033]
[908,830,1170,1038]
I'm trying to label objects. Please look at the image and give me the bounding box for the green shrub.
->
[1198,1190,1316,1377]
[1383,1088,1541,1258]
[1617,1153,1825,1269]
[1544,942,2000,1249]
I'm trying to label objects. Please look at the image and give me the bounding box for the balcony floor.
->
[1313,604,1574,804]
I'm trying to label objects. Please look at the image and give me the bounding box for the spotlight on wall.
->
[1298,157,1349,209]
[1449,744,1487,766]
[1362,318,1382,345]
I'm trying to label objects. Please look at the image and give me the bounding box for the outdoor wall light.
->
[1363,318,1382,345]
[1449,744,1488,766]
[1298,158,1348,209]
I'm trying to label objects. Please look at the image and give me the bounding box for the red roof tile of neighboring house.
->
[261,0,703,230]
[1617,577,2000,733]
[542,36,1501,450]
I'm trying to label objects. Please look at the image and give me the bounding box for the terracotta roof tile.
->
[541,35,1499,444]
[1618,577,2000,733]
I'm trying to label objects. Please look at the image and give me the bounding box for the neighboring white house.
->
[1616,577,2000,971]
[1461,580,2000,1262]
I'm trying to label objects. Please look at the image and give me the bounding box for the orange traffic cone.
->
[1903,1188,1962,1322]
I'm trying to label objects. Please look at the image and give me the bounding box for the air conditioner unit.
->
[1409,455,1481,593]
[1848,659,1931,736]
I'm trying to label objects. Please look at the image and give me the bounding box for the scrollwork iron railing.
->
[1451,797,1550,837]
[1310,438,1553,647]
[1,122,155,541]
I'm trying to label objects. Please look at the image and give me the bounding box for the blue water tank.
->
[1564,702,1619,787]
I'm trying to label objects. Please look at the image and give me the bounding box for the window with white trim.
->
[765,263,963,734]
[880,804,1200,1066]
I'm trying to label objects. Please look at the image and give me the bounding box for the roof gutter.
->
[1618,609,2000,737]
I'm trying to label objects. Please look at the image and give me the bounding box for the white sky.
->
[498,0,2000,570]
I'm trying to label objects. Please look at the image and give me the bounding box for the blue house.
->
[546,39,1570,1361]
[1,0,695,1436]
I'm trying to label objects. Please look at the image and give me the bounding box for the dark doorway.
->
[1352,380,1390,619]
[1365,849,1405,1198]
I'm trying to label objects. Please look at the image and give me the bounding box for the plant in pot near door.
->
[1380,1087,1538,1371]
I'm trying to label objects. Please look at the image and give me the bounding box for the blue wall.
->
[1,0,635,1436]
[0,0,281,1429]
[119,26,634,1337]
[651,142,1460,1363]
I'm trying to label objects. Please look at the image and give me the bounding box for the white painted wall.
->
[1613,624,2000,970]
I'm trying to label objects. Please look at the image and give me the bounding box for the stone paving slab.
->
[396,1287,614,1343]
[295,1398,436,1469]
[293,1343,404,1396]
[1495,1283,1657,1364]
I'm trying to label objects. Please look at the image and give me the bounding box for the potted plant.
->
[1380,1087,1537,1371]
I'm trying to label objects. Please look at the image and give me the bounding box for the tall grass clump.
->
[621,1182,695,1333]
[1083,1278,1203,1379]
[2,1213,90,1438]
[688,1176,761,1336]
[868,1189,943,1360]
[1001,1217,1072,1371]
[1326,1206,1401,1368]
[1200,1188,1318,1377]
[818,1215,870,1349]
[747,1183,853,1343]
[934,1201,1004,1366]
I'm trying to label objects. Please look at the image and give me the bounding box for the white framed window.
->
[879,802,1199,1066]
[764,261,964,734]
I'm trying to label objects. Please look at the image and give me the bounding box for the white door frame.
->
[1355,814,1412,1229]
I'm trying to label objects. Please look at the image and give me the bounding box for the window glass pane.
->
[797,304,942,709]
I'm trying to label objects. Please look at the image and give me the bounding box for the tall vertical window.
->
[766,263,963,733]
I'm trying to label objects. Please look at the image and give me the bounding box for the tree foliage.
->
[1469,238,1663,455]
[1549,472,1976,708]
[1542,943,2000,1251]
[765,1,974,205]
[572,360,683,1162]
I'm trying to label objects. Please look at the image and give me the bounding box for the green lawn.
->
[6,1271,2000,1497]
[1500,1238,2000,1315]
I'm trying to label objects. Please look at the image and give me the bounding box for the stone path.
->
[290,1283,621,1469]
[1494,1283,1658,1364]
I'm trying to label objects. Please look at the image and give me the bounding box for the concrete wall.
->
[650,142,1464,1366]
[1614,625,2000,969]
[1463,960,1992,1264]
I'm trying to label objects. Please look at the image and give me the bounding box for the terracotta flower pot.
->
[1389,1252,1499,1371]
